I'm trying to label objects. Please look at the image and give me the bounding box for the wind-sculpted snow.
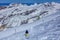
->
[0,2,60,40]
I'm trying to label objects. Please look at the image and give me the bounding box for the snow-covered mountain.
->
[0,2,60,40]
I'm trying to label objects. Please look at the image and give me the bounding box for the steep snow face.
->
[0,10,60,40]
[0,2,60,40]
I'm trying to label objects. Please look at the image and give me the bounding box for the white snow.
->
[0,2,60,40]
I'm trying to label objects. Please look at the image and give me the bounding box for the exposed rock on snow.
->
[0,2,60,31]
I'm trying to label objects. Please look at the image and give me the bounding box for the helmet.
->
[25,30,28,34]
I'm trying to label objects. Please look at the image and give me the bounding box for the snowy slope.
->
[0,11,60,40]
[0,2,60,40]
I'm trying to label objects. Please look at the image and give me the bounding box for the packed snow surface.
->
[0,2,60,40]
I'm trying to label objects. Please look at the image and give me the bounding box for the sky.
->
[0,0,60,3]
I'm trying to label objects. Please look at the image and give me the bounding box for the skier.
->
[24,30,29,39]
